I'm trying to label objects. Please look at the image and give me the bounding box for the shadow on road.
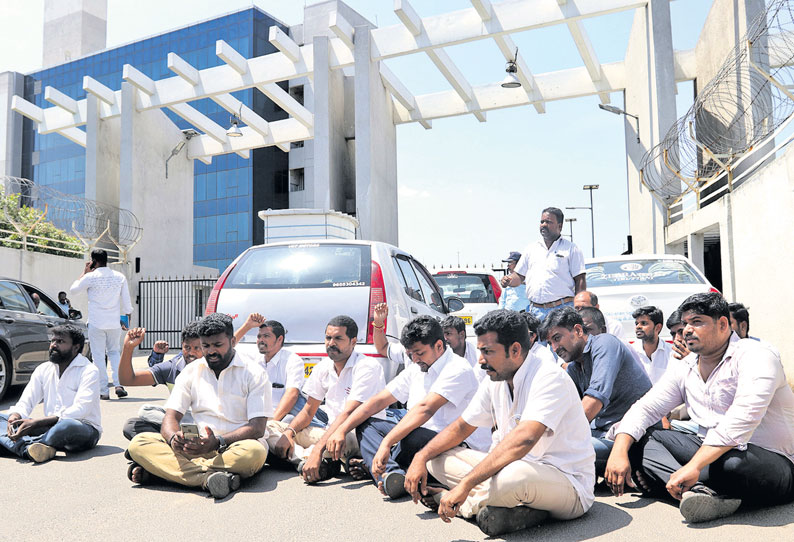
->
[685,502,794,529]
[59,444,125,461]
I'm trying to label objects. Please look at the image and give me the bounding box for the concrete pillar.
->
[687,232,705,274]
[0,71,24,177]
[84,93,121,207]
[312,36,332,212]
[354,25,398,244]
[623,0,677,254]
[719,195,736,301]
[43,0,107,68]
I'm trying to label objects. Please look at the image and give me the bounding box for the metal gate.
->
[137,277,216,349]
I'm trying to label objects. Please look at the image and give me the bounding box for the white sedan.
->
[432,270,502,336]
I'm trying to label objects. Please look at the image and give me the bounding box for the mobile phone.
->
[181,423,201,440]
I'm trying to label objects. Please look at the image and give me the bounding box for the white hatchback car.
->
[206,240,463,381]
[586,254,718,341]
[432,270,502,337]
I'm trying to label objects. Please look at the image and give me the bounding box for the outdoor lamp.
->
[227,103,243,137]
[501,48,521,89]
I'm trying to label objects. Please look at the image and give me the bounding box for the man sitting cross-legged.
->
[605,293,794,523]
[0,324,101,463]
[127,313,271,499]
[545,306,653,477]
[267,315,386,484]
[119,323,203,440]
[325,315,490,499]
[405,310,595,537]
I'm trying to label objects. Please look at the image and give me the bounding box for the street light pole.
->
[565,217,577,242]
[565,184,599,257]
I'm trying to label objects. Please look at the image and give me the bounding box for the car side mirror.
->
[446,296,465,312]
[69,309,83,321]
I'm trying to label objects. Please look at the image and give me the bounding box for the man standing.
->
[605,293,794,523]
[118,324,203,439]
[574,291,625,340]
[268,316,386,484]
[234,313,316,425]
[325,316,488,499]
[127,313,270,499]
[405,310,594,537]
[69,248,133,399]
[497,252,530,312]
[0,325,101,463]
[501,207,586,321]
[631,306,672,384]
[545,307,652,476]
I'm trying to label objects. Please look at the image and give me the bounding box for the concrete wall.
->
[0,72,24,177]
[43,0,107,68]
[623,0,677,254]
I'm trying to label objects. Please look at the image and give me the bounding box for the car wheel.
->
[0,349,10,401]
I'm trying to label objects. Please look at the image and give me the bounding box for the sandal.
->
[345,457,371,481]
[127,461,152,485]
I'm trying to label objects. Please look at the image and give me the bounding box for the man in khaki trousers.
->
[404,310,595,537]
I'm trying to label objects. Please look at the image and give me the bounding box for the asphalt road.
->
[1,354,793,542]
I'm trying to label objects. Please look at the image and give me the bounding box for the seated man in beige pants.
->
[267,315,386,484]
[405,310,595,537]
[127,313,271,499]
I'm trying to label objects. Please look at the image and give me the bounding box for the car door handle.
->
[0,316,14,324]
[410,307,418,314]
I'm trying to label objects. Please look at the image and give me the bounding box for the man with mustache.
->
[500,207,586,321]
[118,323,203,440]
[127,313,271,499]
[404,310,594,537]
[605,293,794,523]
[630,306,672,385]
[545,306,652,477]
[0,325,101,463]
[268,315,386,484]
[324,315,489,499]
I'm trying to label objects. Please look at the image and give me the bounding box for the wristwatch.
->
[217,435,228,453]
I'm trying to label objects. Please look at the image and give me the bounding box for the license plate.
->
[460,316,473,325]
[304,362,317,378]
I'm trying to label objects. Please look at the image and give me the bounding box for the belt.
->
[530,296,574,309]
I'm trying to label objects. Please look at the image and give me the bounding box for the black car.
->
[0,277,89,400]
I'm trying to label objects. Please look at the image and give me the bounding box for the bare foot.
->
[130,465,144,484]
[635,470,651,493]
[347,458,370,481]
[420,486,445,511]
[377,480,387,496]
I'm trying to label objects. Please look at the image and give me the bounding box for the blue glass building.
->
[20,8,290,270]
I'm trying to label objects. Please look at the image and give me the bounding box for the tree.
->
[0,189,84,258]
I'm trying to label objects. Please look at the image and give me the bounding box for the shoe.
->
[205,471,241,499]
[679,486,741,523]
[383,471,407,499]
[476,506,550,536]
[115,386,128,398]
[297,458,341,483]
[27,443,57,463]
[100,394,110,400]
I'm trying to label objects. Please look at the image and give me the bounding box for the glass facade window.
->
[21,8,290,271]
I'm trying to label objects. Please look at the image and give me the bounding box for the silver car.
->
[207,240,463,381]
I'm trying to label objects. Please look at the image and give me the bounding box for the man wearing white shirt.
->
[630,306,672,384]
[441,316,482,378]
[326,316,489,500]
[69,248,133,400]
[405,310,594,537]
[521,312,559,367]
[127,313,270,499]
[605,293,794,523]
[501,208,586,321]
[269,315,386,484]
[574,291,625,340]
[0,325,101,463]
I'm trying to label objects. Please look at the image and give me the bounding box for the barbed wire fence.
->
[640,0,794,220]
[0,175,143,263]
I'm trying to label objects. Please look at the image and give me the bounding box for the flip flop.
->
[127,461,152,485]
[346,457,371,481]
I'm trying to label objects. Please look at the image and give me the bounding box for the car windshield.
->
[586,260,703,287]
[225,244,371,289]
[433,273,496,303]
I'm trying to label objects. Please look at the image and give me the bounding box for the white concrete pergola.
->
[11,0,700,165]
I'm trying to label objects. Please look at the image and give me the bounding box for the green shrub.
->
[0,190,84,258]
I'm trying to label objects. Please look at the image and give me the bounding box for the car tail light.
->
[366,260,386,344]
[709,287,722,295]
[205,263,236,315]
[489,275,503,303]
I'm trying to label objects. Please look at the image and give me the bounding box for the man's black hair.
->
[584,291,599,306]
[542,206,564,224]
[181,321,201,343]
[260,319,286,340]
[440,315,466,334]
[198,313,234,339]
[327,315,358,339]
[544,306,584,332]
[678,292,729,321]
[58,291,67,297]
[728,302,750,333]
[473,310,530,354]
[632,305,664,327]
[51,324,85,352]
[666,309,683,330]
[521,312,541,335]
[90,248,108,266]
[400,315,444,349]
[579,306,606,333]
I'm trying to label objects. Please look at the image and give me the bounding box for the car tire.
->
[0,349,11,402]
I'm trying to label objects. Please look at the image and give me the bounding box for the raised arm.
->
[119,328,157,386]
[234,313,265,344]
[372,303,389,357]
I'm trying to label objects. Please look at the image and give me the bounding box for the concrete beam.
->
[257,82,314,128]
[10,95,44,124]
[565,19,610,103]
[216,40,249,75]
[471,0,493,20]
[58,127,87,147]
[186,117,311,159]
[167,52,200,86]
[83,76,116,105]
[394,0,423,36]
[123,64,156,96]
[493,33,545,113]
[211,93,270,137]
[269,26,301,63]
[426,48,486,122]
[44,86,79,114]
[329,12,355,50]
[168,102,227,143]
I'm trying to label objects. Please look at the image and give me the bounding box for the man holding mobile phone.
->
[70,248,133,400]
[127,313,272,499]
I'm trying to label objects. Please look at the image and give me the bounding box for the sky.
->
[0,0,714,270]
